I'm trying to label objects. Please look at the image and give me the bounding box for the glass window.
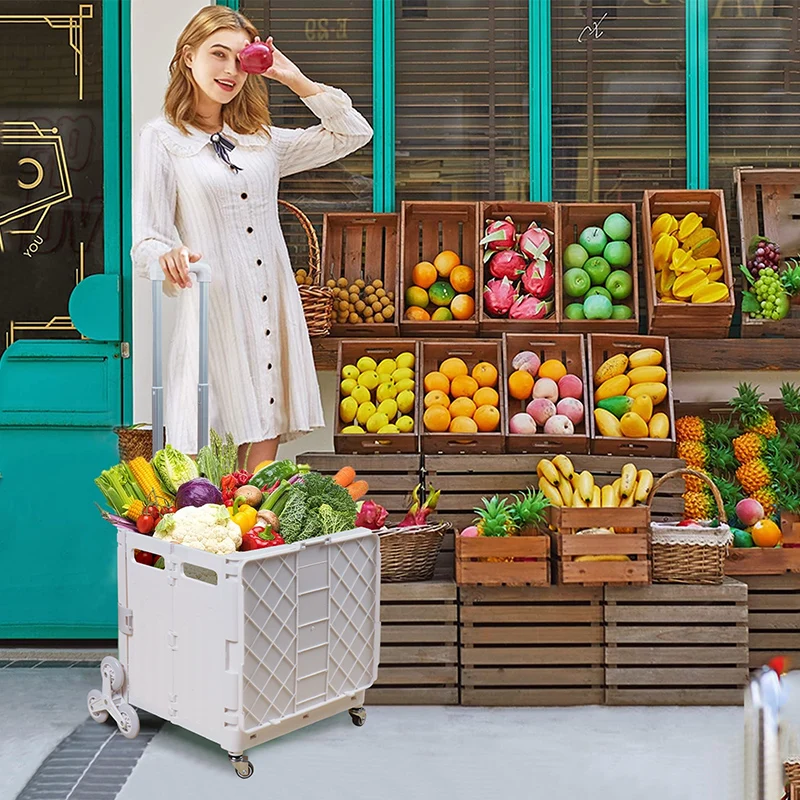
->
[552,2,687,202]
[394,0,529,203]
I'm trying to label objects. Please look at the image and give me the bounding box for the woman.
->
[132,7,372,469]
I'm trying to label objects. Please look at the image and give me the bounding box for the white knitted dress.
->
[132,84,372,453]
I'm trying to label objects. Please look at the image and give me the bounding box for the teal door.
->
[0,0,130,638]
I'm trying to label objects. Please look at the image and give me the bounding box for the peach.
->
[531,377,559,403]
[526,398,556,426]
[557,397,584,426]
[558,374,583,400]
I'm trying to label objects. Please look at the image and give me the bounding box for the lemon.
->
[396,352,415,370]
[395,378,415,394]
[339,396,358,423]
[341,424,365,434]
[357,356,377,373]
[342,364,360,381]
[377,424,400,435]
[377,358,397,375]
[340,378,358,396]
[396,415,414,433]
[378,398,398,420]
[378,373,394,385]
[376,382,397,403]
[397,389,415,414]
[351,386,371,405]
[358,370,380,391]
[356,401,377,426]
[366,412,389,433]
[392,367,415,383]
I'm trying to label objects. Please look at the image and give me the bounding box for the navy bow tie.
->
[210,132,242,173]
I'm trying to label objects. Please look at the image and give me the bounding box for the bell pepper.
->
[240,525,285,551]
[229,496,258,535]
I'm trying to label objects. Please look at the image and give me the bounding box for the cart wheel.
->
[101,656,125,693]
[116,702,140,739]
[86,690,108,724]
[229,755,254,779]
[349,707,366,727]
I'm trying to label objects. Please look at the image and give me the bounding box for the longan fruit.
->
[355,279,365,289]
[374,312,385,323]
[348,312,360,324]
[380,296,390,307]
[372,301,383,313]
[349,292,360,304]
[355,300,366,313]
[337,277,348,288]
[296,269,307,278]
[388,291,395,301]
[376,288,386,299]
[384,305,395,318]
[363,306,374,318]
[373,279,384,289]
[304,277,313,285]
[338,300,349,311]
[326,279,336,288]
[364,285,376,296]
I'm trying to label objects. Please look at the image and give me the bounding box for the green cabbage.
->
[152,444,199,494]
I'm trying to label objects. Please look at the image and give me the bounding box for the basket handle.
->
[647,468,728,524]
[278,198,321,284]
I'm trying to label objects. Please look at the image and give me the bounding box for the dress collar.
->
[151,117,270,157]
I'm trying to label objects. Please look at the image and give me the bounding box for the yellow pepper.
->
[229,496,258,535]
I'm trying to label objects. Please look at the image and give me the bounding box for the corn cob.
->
[128,457,165,500]
[125,499,145,521]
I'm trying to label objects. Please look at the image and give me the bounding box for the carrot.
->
[333,466,356,487]
[346,480,369,501]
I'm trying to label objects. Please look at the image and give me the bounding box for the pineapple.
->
[708,444,738,478]
[781,382,800,417]
[751,487,778,518]
[733,432,765,464]
[676,416,705,443]
[474,496,513,537]
[678,441,708,470]
[736,459,771,494]
[508,489,550,533]
[716,476,745,524]
[730,382,778,438]
[684,490,714,520]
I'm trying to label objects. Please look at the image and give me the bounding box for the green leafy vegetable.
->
[152,444,199,494]
[95,463,147,515]
[196,446,222,488]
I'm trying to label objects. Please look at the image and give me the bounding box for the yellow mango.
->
[692,281,730,304]
[653,234,679,270]
[626,382,668,406]
[673,269,709,299]
[628,365,667,385]
[692,236,721,259]
[628,348,663,369]
[684,226,717,249]
[649,412,670,439]
[651,213,679,240]
[594,407,623,438]
[631,394,653,423]
[620,412,649,438]
[677,212,702,242]
[595,374,631,402]
[594,353,629,384]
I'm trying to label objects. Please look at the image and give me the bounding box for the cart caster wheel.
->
[116,702,140,739]
[229,755,254,779]
[101,656,126,692]
[349,707,366,727]
[87,690,108,724]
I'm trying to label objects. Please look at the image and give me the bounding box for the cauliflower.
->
[154,504,242,554]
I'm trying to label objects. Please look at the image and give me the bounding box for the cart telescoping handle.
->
[149,261,212,457]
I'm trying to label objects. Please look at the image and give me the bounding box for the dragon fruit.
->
[488,249,527,281]
[509,295,553,320]
[355,500,388,530]
[518,221,552,262]
[483,276,516,317]
[519,259,554,298]
[480,217,516,256]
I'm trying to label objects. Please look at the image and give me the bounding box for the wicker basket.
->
[378,522,449,583]
[278,199,333,338]
[786,760,800,785]
[115,425,154,462]
[647,468,732,585]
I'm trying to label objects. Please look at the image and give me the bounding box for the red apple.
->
[736,498,765,527]
[239,41,273,74]
[544,415,575,435]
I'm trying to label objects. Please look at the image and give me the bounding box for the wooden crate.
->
[366,578,459,705]
[783,513,800,546]
[455,533,550,587]
[587,333,676,458]
[641,189,734,338]
[459,584,604,706]
[420,340,505,455]
[399,201,480,337]
[604,579,749,706]
[478,202,560,335]
[334,340,421,454]
[322,213,400,337]
[735,167,800,338]
[725,547,800,576]
[558,203,639,334]
[502,333,589,454]
[548,506,651,586]
[740,574,800,670]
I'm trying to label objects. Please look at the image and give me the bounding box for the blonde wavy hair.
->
[164,6,272,135]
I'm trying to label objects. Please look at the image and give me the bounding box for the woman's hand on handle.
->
[159,247,202,290]
[258,36,321,98]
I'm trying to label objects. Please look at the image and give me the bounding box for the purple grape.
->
[757,247,766,257]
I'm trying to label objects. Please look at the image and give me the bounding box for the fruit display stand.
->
[321,212,400,337]
[459,585,605,706]
[604,580,749,706]
[455,532,550,587]
[558,203,639,334]
[366,577,459,706]
[547,506,651,586]
[334,340,421,454]
[587,334,676,458]
[735,167,800,338]
[477,202,560,335]
[641,189,735,338]
[399,201,479,337]
[502,333,590,454]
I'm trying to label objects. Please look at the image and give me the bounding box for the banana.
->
[553,455,575,481]
[539,478,563,507]
[620,489,636,508]
[537,458,562,487]
[577,470,595,504]
[558,478,574,507]
[601,484,619,508]
[620,463,637,498]
[572,491,587,508]
[591,486,602,508]
[612,477,623,496]
[575,554,631,563]
[634,469,654,504]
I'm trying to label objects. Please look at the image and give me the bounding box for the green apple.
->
[583,256,611,286]
[611,304,634,320]
[564,303,586,320]
[579,226,608,256]
[563,243,589,269]
[604,240,632,268]
[605,269,633,301]
[603,213,632,242]
[563,268,591,298]
[586,286,612,302]
[583,294,613,320]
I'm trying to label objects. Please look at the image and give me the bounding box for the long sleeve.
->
[271,83,373,179]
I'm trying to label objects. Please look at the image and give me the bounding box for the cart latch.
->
[168,693,178,718]
[118,605,133,636]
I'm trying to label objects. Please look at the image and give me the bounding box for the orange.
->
[449,265,475,293]
[474,405,500,432]
[424,390,450,410]
[473,386,500,408]
[539,359,567,382]
[440,357,468,381]
[424,405,451,432]
[412,261,437,289]
[449,415,478,434]
[472,362,498,388]
[434,250,461,278]
[508,370,535,401]
[451,374,479,398]
[424,371,450,394]
[405,306,431,321]
[750,518,782,548]
[451,294,476,320]
[450,396,477,419]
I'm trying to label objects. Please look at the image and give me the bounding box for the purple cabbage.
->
[175,477,223,509]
